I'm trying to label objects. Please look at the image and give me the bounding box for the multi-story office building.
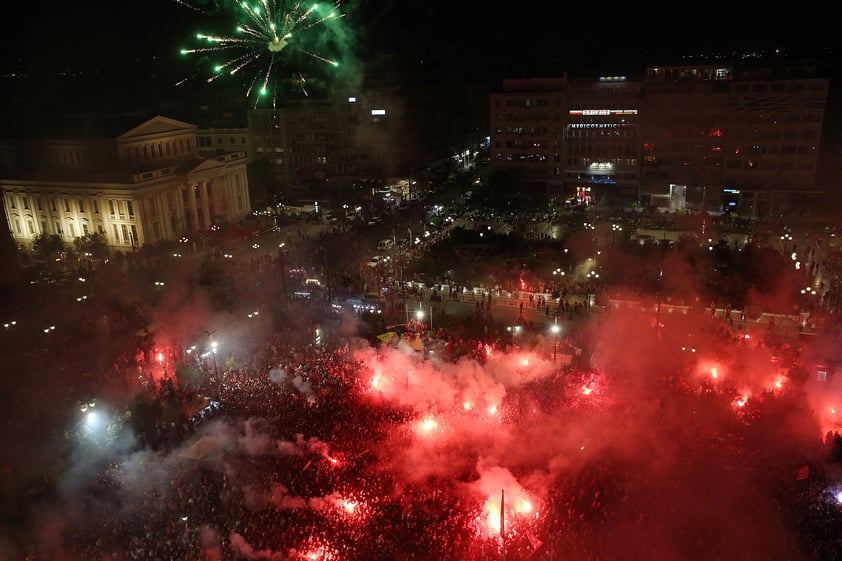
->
[244,68,486,195]
[196,126,251,162]
[0,115,251,253]
[487,77,568,189]
[566,76,644,207]
[640,64,730,210]
[721,59,828,216]
[489,56,830,217]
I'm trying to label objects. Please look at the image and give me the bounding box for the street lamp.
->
[612,223,622,245]
[204,329,219,376]
[211,341,219,376]
[507,325,521,347]
[416,308,431,331]
[550,321,561,366]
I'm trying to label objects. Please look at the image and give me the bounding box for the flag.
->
[796,464,810,480]
[376,331,398,343]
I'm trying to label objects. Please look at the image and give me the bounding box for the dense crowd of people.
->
[5,210,842,561]
[17,310,842,561]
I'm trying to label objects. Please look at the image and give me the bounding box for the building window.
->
[92,200,100,214]
[36,197,43,211]
[67,222,76,237]
[27,220,35,235]
[64,198,71,212]
[127,201,135,218]
[78,200,86,213]
[7,196,15,209]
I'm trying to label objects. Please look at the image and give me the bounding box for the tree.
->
[73,232,110,262]
[32,233,66,266]
[175,363,203,389]
[484,170,521,212]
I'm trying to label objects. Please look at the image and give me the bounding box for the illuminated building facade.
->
[0,116,250,253]
[489,57,830,216]
[565,77,643,206]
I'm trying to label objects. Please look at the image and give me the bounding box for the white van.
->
[377,238,395,251]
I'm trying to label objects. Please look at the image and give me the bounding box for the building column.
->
[200,181,212,228]
[219,174,233,219]
[188,183,200,232]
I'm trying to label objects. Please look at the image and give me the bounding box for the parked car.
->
[343,294,382,314]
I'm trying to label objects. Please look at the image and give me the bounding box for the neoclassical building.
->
[0,115,251,253]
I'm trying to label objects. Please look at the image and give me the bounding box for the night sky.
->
[1,1,839,114]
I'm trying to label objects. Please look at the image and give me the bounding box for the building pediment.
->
[118,116,196,141]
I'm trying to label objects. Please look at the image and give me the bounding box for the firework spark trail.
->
[178,0,345,106]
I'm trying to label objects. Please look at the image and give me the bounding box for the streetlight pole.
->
[507,325,520,348]
[551,320,560,368]
[204,329,219,376]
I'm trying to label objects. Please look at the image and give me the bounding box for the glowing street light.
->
[416,307,431,330]
[507,324,521,347]
[550,321,561,366]
[204,329,219,376]
[211,341,218,375]
[79,398,96,413]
